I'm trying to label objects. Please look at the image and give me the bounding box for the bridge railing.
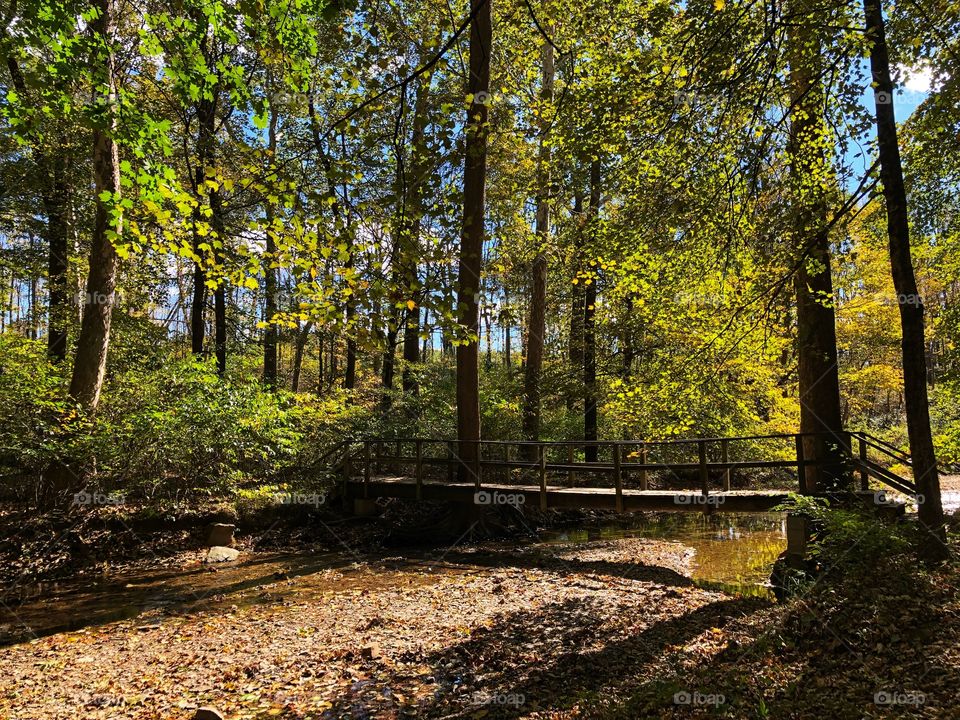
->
[344,430,923,505]
[349,433,882,505]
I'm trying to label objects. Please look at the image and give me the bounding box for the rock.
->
[194,709,225,720]
[206,523,236,547]
[204,546,240,563]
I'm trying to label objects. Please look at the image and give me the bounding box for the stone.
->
[206,523,235,547]
[194,709,225,720]
[204,546,240,563]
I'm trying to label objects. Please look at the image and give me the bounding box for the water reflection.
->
[542,512,787,598]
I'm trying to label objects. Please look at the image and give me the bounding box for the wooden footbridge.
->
[330,431,920,514]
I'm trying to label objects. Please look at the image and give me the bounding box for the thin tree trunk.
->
[44,159,70,361]
[291,321,313,392]
[584,161,600,462]
[3,55,72,360]
[263,101,279,386]
[864,0,947,559]
[522,36,554,444]
[787,0,845,492]
[568,192,585,412]
[456,0,491,479]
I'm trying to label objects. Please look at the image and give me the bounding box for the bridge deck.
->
[347,476,790,512]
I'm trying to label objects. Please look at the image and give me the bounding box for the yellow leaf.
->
[406,300,416,311]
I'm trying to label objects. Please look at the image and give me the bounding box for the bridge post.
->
[795,435,807,494]
[639,444,648,491]
[415,439,423,501]
[858,435,869,490]
[474,441,482,489]
[567,445,575,487]
[446,441,454,482]
[363,441,371,497]
[538,444,547,510]
[614,443,623,512]
[698,440,709,497]
[721,438,731,491]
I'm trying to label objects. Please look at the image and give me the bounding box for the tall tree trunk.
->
[787,0,845,492]
[2,55,72,360]
[503,293,512,373]
[584,162,600,462]
[263,102,279,386]
[44,155,70,361]
[380,324,398,411]
[70,0,119,416]
[568,193,585,412]
[864,0,948,559]
[455,0,491,479]
[402,308,421,395]
[522,37,555,444]
[291,320,313,392]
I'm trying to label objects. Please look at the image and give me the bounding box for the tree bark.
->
[787,0,846,492]
[43,155,70,361]
[69,0,119,416]
[568,193,585,412]
[522,36,554,444]
[864,0,948,559]
[263,102,279,386]
[584,161,600,462]
[291,320,313,392]
[455,0,491,479]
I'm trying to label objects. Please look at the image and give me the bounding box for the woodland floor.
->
[1,505,959,719]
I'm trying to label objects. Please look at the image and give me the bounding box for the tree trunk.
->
[455,0,491,480]
[263,102,279,386]
[43,157,70,361]
[522,36,554,444]
[584,161,600,462]
[69,0,119,417]
[568,193,585,412]
[787,0,845,492]
[3,56,72,361]
[291,321,313,392]
[864,0,948,559]
[402,307,420,395]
